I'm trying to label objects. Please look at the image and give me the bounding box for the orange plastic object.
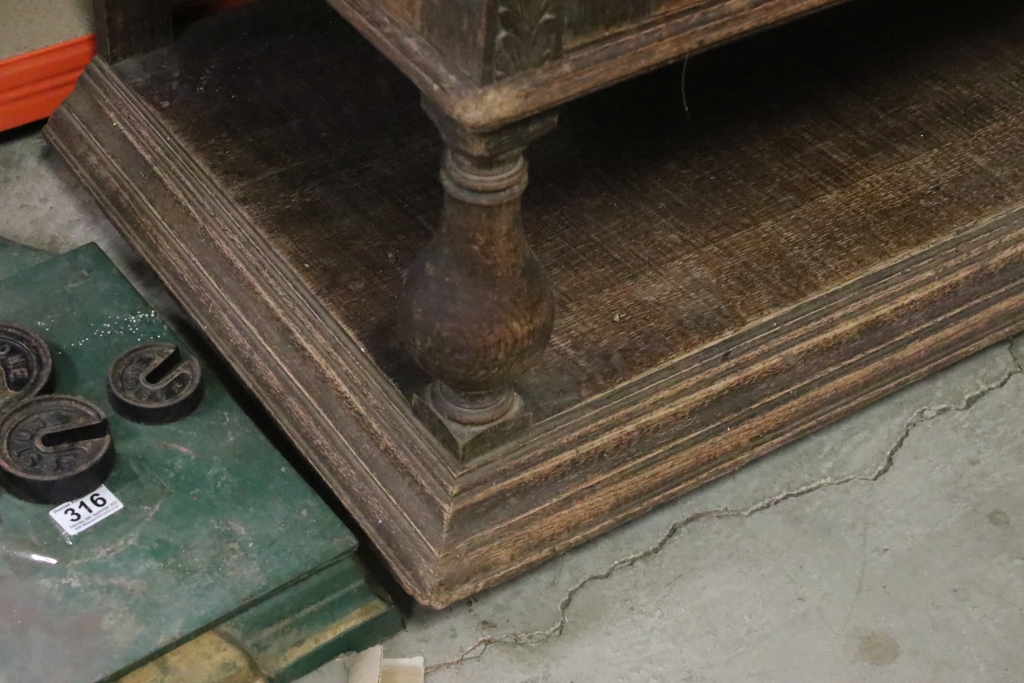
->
[0,35,97,133]
[0,0,257,133]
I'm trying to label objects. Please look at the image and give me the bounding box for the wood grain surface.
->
[93,0,173,63]
[324,0,851,128]
[47,0,1024,605]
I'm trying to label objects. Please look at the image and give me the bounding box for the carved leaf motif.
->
[493,0,562,80]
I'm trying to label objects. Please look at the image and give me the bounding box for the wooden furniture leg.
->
[398,98,559,460]
[93,0,173,64]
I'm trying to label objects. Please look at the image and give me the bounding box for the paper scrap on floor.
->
[350,645,424,683]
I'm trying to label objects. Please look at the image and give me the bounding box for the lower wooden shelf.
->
[45,0,1024,607]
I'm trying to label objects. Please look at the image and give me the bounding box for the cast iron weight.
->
[107,342,203,424]
[0,322,53,416]
[0,395,115,504]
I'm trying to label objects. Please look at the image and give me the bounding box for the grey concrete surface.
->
[0,124,188,324]
[0,0,93,61]
[3,126,1023,683]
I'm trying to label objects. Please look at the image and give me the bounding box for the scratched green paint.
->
[0,244,394,683]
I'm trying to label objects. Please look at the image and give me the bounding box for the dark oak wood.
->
[325,0,848,129]
[93,0,173,63]
[47,0,1024,606]
[400,100,558,459]
[328,0,854,399]
[420,0,493,84]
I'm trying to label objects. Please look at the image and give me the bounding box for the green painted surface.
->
[0,244,377,683]
[221,559,403,682]
[0,236,51,280]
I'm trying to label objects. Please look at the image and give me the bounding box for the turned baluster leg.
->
[398,99,559,460]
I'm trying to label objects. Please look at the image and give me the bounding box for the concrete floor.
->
[3,123,1023,682]
[0,0,92,61]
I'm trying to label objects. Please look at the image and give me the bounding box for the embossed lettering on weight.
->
[0,341,31,390]
[0,326,51,410]
[12,445,40,470]
[9,410,89,475]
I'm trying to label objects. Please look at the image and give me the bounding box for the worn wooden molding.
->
[46,50,1024,606]
[46,59,454,602]
[325,0,846,130]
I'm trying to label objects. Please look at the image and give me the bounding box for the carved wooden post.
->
[398,98,559,460]
[93,0,173,64]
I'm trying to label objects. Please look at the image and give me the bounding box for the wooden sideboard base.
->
[46,0,1024,607]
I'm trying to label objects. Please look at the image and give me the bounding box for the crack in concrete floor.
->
[426,339,1024,675]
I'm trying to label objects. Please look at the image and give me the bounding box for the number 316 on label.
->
[49,485,124,536]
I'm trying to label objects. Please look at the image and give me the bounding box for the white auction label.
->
[48,485,124,535]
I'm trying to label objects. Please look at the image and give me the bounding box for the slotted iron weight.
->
[0,395,115,504]
[107,342,204,424]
